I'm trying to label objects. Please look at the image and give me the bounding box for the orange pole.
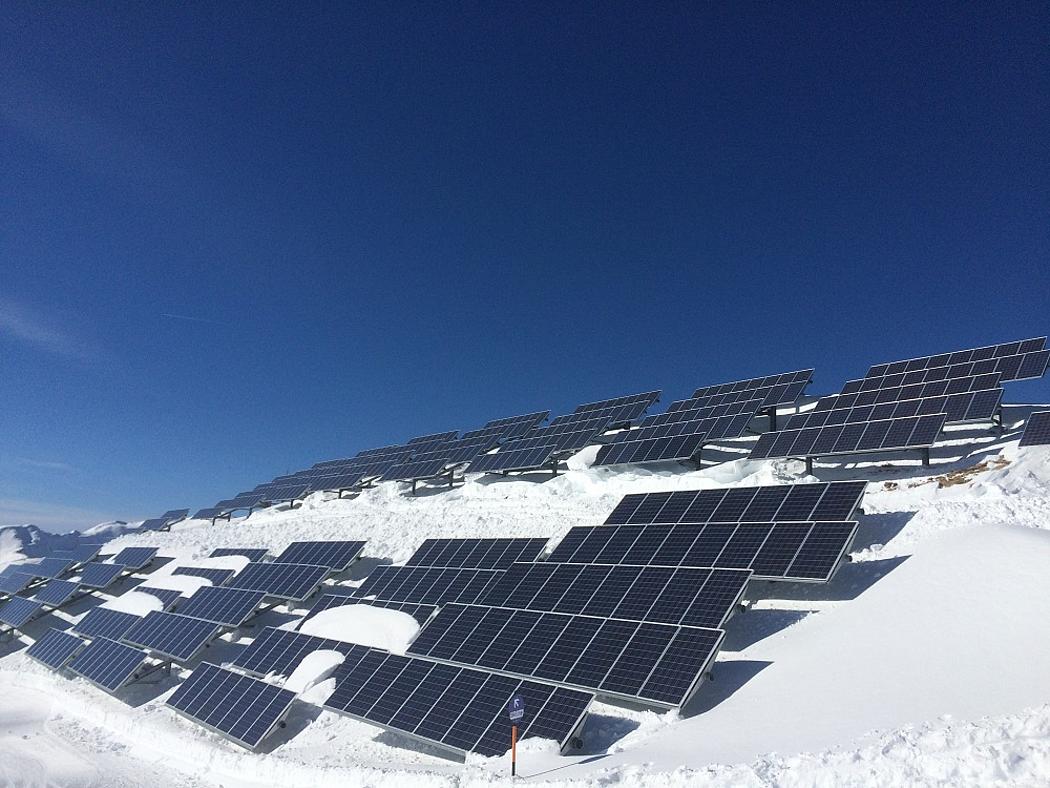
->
[511,724,517,777]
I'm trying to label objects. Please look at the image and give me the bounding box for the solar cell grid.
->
[26,628,86,669]
[21,557,74,579]
[174,586,266,626]
[406,538,548,569]
[594,433,705,467]
[1019,411,1050,447]
[323,649,593,757]
[406,603,723,708]
[572,390,660,415]
[0,571,37,596]
[161,509,190,521]
[788,388,1003,428]
[353,565,503,605]
[233,626,368,677]
[136,586,183,610]
[78,562,126,589]
[109,547,158,571]
[73,607,143,641]
[0,596,44,628]
[51,544,104,565]
[865,338,1046,379]
[167,663,297,751]
[232,562,329,601]
[32,579,81,608]
[123,611,221,663]
[408,431,459,444]
[750,413,947,460]
[67,637,147,692]
[193,508,225,520]
[467,443,559,474]
[273,541,366,571]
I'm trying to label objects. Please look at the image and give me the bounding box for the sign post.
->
[508,693,525,778]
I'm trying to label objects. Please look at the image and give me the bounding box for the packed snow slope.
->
[1,409,1049,787]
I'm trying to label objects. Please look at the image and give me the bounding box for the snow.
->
[297,605,420,654]
[101,590,164,616]
[137,573,213,596]
[1,413,1050,786]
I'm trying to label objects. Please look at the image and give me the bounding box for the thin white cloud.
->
[15,458,76,472]
[0,299,97,361]
[161,312,221,325]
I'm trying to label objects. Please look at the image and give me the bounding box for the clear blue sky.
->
[2,3,1048,531]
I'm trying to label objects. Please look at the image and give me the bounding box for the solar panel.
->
[139,518,171,532]
[864,338,1047,381]
[481,563,749,629]
[788,388,1004,427]
[273,541,366,571]
[382,457,453,482]
[172,566,236,586]
[750,413,947,460]
[174,586,266,627]
[641,397,764,432]
[167,663,298,751]
[233,626,367,677]
[594,432,706,467]
[217,493,266,511]
[123,611,221,663]
[210,548,269,562]
[467,443,559,474]
[323,649,593,757]
[547,521,857,582]
[353,565,502,605]
[407,603,723,708]
[51,543,104,565]
[572,390,660,416]
[522,417,616,451]
[0,596,45,628]
[1019,411,1050,447]
[26,628,86,669]
[462,411,550,441]
[408,431,459,444]
[406,538,549,569]
[310,470,366,491]
[109,547,158,571]
[67,637,147,693]
[0,571,37,596]
[32,579,81,608]
[257,483,311,504]
[20,557,74,580]
[78,562,126,589]
[604,482,867,525]
[161,509,190,521]
[73,608,142,641]
[136,586,184,610]
[193,508,225,520]
[231,562,329,601]
[684,369,814,409]
[835,371,1002,400]
[302,592,437,627]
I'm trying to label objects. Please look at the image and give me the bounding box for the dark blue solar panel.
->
[0,596,45,628]
[1019,411,1050,447]
[21,558,74,579]
[123,611,221,663]
[174,586,265,627]
[406,538,548,569]
[273,541,366,571]
[172,566,236,586]
[231,562,329,601]
[209,548,269,562]
[353,565,502,605]
[0,571,37,596]
[32,579,81,608]
[301,593,437,627]
[67,637,147,692]
[109,548,158,571]
[594,433,706,467]
[751,414,946,460]
[167,663,298,750]
[73,608,142,641]
[26,628,86,669]
[233,626,368,677]
[136,586,183,610]
[323,648,593,757]
[467,443,559,474]
[78,562,126,589]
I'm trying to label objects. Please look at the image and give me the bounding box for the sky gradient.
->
[2,2,1048,530]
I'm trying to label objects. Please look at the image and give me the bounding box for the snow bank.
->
[283,650,345,694]
[135,574,212,596]
[298,605,419,654]
[101,590,163,616]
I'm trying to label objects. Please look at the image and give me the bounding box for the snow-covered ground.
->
[2,410,1049,786]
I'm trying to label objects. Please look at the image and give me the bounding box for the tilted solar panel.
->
[51,543,104,565]
[210,548,269,562]
[406,538,549,569]
[836,371,1001,400]
[137,586,184,610]
[0,596,45,628]
[231,562,329,601]
[684,369,814,409]
[161,509,190,521]
[233,626,367,677]
[73,608,143,641]
[1019,411,1050,447]
[407,603,723,708]
[788,388,1003,428]
[167,663,297,751]
[467,443,559,474]
[604,482,867,525]
[750,413,946,460]
[407,431,459,444]
[642,397,764,432]
[480,563,749,629]
[0,572,37,596]
[123,611,221,663]
[864,338,1046,380]
[26,628,86,670]
[323,649,593,757]
[67,637,147,692]
[594,433,706,467]
[353,565,502,605]
[139,518,171,532]
[193,508,225,520]
[174,586,266,627]
[20,557,74,580]
[301,593,437,627]
[462,411,549,441]
[109,547,158,571]
[572,390,660,416]
[78,562,126,589]
[382,457,453,482]
[32,579,81,608]
[273,541,366,571]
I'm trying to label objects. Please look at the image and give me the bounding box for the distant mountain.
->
[0,520,140,567]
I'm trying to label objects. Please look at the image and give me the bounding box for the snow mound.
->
[136,574,212,596]
[101,590,164,616]
[297,605,420,654]
[283,649,345,694]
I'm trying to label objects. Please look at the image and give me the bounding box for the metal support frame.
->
[767,408,777,431]
[132,660,172,685]
[920,447,930,467]
[804,456,814,475]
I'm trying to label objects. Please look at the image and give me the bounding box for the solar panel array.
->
[67,637,147,692]
[863,338,1047,381]
[22,557,75,579]
[406,538,548,569]
[406,603,723,707]
[210,547,269,562]
[137,586,184,610]
[680,369,814,410]
[74,608,143,641]
[78,562,126,589]
[168,663,298,751]
[273,540,366,571]
[175,586,266,627]
[123,611,222,663]
[233,626,365,677]
[26,628,86,670]
[33,579,81,608]
[1019,411,1050,447]
[0,596,44,628]
[594,431,705,467]
[461,411,549,441]
[323,649,593,757]
[750,413,946,461]
[0,571,36,596]
[110,547,158,571]
[232,562,329,601]
[352,565,502,605]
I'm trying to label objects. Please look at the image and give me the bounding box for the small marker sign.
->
[508,693,525,776]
